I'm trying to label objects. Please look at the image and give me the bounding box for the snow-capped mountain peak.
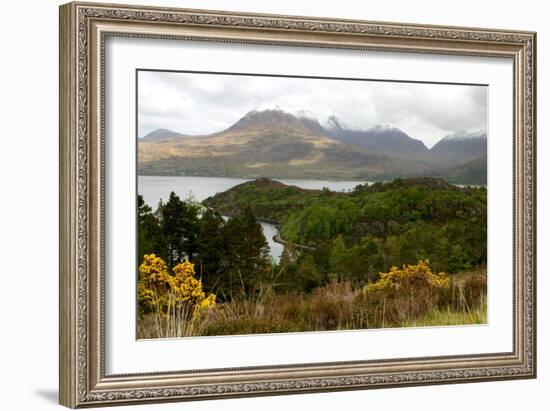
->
[294,110,317,120]
[368,124,401,133]
[443,129,487,141]
[324,115,348,131]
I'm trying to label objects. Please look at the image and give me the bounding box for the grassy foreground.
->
[401,305,486,328]
[138,264,487,339]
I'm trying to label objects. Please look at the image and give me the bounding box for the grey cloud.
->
[138,71,487,147]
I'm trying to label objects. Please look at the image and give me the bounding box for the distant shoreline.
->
[137,174,486,189]
[137,173,372,184]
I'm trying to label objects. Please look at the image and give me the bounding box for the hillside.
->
[138,176,487,337]
[203,176,481,226]
[138,110,434,180]
[202,177,341,222]
[203,177,487,271]
[325,117,430,159]
[430,130,487,164]
[138,109,486,184]
[429,155,487,185]
[141,128,187,140]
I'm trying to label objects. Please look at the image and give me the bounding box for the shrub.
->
[357,260,450,327]
[139,255,486,338]
[172,260,216,310]
[366,260,449,292]
[137,254,173,314]
[137,254,216,338]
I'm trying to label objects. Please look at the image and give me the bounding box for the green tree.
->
[347,237,381,283]
[196,208,226,293]
[329,235,350,280]
[137,195,163,263]
[222,207,270,297]
[293,253,326,292]
[158,192,200,267]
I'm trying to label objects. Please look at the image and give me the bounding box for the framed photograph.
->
[59,2,537,408]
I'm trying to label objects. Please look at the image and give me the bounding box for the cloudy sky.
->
[138,70,487,148]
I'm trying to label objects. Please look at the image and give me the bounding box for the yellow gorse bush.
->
[172,260,216,309]
[138,254,173,312]
[366,259,450,293]
[138,254,216,315]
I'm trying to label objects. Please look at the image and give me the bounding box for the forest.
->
[137,177,487,338]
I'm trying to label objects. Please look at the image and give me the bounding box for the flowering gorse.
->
[366,259,450,293]
[138,254,216,315]
[172,260,216,309]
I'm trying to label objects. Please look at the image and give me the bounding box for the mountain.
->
[141,128,186,140]
[225,110,313,134]
[138,110,434,180]
[429,130,487,165]
[138,110,486,184]
[429,155,487,185]
[325,116,430,159]
[297,116,328,136]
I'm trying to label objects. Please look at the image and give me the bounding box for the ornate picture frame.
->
[59,1,536,408]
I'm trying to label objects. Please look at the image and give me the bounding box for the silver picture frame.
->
[59,2,536,407]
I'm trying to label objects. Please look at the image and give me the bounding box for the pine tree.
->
[137,194,163,263]
[197,208,226,294]
[223,207,270,297]
[158,192,200,267]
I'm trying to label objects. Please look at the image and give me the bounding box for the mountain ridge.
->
[141,128,187,140]
[430,130,487,164]
[138,109,486,184]
[325,120,430,160]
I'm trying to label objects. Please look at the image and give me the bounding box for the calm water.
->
[138,175,371,262]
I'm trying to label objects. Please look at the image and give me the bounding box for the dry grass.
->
[401,304,487,327]
[138,269,487,339]
[137,296,211,339]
